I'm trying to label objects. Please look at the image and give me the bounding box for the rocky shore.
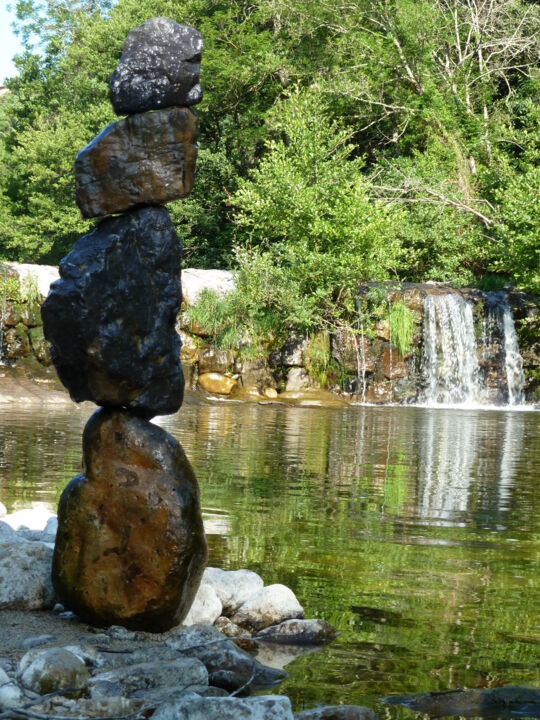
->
[0,505,373,720]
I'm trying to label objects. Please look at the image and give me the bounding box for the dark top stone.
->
[41,206,184,417]
[109,18,202,115]
[75,107,198,219]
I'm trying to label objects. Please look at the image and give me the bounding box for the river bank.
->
[2,263,539,409]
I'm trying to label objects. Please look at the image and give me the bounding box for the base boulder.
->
[52,408,207,631]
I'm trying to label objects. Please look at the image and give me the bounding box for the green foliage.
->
[389,301,415,358]
[0,0,538,317]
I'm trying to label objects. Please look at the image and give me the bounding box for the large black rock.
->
[41,206,184,417]
[109,18,202,115]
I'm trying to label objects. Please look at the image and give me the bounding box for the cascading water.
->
[355,299,367,403]
[420,293,481,405]
[484,292,525,405]
[420,291,526,406]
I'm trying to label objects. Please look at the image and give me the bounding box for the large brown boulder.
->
[75,107,197,218]
[52,409,207,631]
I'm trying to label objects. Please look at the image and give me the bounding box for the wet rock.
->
[21,635,57,651]
[19,648,89,697]
[203,567,264,615]
[198,372,238,395]
[285,368,310,392]
[52,409,207,631]
[381,347,409,380]
[199,348,234,375]
[0,541,54,609]
[75,107,197,218]
[28,326,51,366]
[331,330,376,374]
[208,669,245,693]
[89,659,208,698]
[179,331,200,363]
[0,521,27,544]
[153,694,294,720]
[181,269,235,306]
[214,617,252,640]
[109,18,202,115]
[41,206,184,418]
[256,619,337,645]
[382,686,540,718]
[166,625,287,689]
[182,584,222,626]
[295,707,376,720]
[35,696,142,718]
[0,668,24,709]
[232,585,304,631]
[4,324,30,359]
[131,685,229,703]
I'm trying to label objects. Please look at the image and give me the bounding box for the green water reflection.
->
[0,397,539,713]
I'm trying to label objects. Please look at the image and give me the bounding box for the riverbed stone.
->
[256,619,338,645]
[202,567,264,615]
[198,372,238,395]
[213,617,252,639]
[0,668,24,709]
[182,583,222,626]
[41,206,184,418]
[109,18,202,115]
[153,694,294,720]
[75,107,197,218]
[232,585,304,631]
[0,541,54,609]
[166,625,287,689]
[295,707,376,720]
[52,408,207,631]
[89,659,208,698]
[19,648,89,697]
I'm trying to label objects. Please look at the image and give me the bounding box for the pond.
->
[0,397,539,715]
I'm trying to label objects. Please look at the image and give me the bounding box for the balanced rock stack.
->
[41,18,208,632]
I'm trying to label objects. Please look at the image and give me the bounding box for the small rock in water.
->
[256,619,338,645]
[21,635,57,650]
[152,694,294,720]
[75,107,197,218]
[19,648,89,697]
[41,206,184,418]
[109,18,202,115]
[182,584,222,626]
[166,625,287,689]
[203,567,264,615]
[0,542,54,610]
[295,707,376,720]
[232,584,305,631]
[52,409,207,631]
[214,616,252,639]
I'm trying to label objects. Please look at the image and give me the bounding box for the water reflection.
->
[0,398,539,712]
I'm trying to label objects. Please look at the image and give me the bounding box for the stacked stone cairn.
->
[41,18,208,632]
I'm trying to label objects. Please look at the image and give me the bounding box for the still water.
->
[0,397,539,713]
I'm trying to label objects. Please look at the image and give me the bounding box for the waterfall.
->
[0,266,6,365]
[420,293,481,405]
[501,299,525,405]
[420,291,526,406]
[356,299,367,403]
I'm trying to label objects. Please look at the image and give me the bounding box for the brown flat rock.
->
[75,107,197,218]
